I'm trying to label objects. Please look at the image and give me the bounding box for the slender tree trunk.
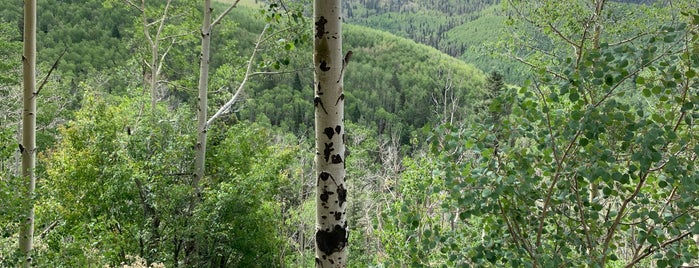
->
[184,1,213,264]
[194,0,212,202]
[313,0,349,265]
[193,0,240,188]
[19,0,37,266]
[133,0,171,113]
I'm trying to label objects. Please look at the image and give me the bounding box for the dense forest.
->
[1,0,698,267]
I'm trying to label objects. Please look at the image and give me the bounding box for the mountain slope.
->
[236,21,488,141]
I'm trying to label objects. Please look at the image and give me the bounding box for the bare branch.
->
[123,0,143,12]
[39,220,59,239]
[159,31,195,41]
[35,48,66,97]
[146,17,164,28]
[250,68,311,76]
[509,54,566,80]
[155,0,172,43]
[206,24,270,128]
[609,32,650,46]
[547,22,580,50]
[156,38,177,78]
[212,0,242,27]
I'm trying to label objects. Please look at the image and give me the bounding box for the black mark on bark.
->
[335,125,341,135]
[335,94,344,105]
[314,96,328,114]
[316,225,348,256]
[324,127,335,139]
[323,142,334,162]
[320,189,334,202]
[334,211,342,221]
[320,60,330,72]
[337,184,347,207]
[331,154,343,164]
[315,16,327,39]
[19,144,24,153]
[319,172,331,182]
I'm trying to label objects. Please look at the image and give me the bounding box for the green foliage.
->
[415,3,699,267]
[239,22,488,142]
[5,0,697,266]
[345,0,497,53]
[36,88,297,266]
[378,157,450,266]
[194,123,296,266]
[0,22,20,86]
[0,0,134,82]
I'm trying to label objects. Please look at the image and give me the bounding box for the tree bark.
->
[193,0,241,196]
[313,0,348,266]
[194,0,212,202]
[127,0,172,112]
[19,0,36,266]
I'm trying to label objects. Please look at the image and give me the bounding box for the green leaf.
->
[605,75,614,86]
[681,102,693,112]
[663,34,675,43]
[602,187,612,196]
[569,91,580,102]
[482,188,492,198]
[618,59,629,68]
[579,137,589,146]
[636,76,645,85]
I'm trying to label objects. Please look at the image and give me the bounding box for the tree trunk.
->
[313,0,348,266]
[19,0,37,266]
[134,0,171,113]
[194,0,240,205]
[194,0,211,203]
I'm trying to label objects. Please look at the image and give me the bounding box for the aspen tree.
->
[19,0,36,266]
[313,0,350,265]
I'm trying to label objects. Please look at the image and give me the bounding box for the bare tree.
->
[124,0,188,112]
[18,0,36,266]
[194,0,241,198]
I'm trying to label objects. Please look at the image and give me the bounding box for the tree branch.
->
[601,171,648,264]
[39,220,59,239]
[212,0,242,27]
[35,48,66,97]
[206,24,269,128]
[123,0,143,12]
[625,231,693,268]
[547,22,580,51]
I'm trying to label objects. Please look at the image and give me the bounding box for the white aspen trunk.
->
[136,0,171,113]
[313,0,348,266]
[194,0,212,200]
[194,0,239,190]
[19,0,37,266]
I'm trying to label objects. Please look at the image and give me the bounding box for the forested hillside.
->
[0,0,489,266]
[1,0,698,267]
